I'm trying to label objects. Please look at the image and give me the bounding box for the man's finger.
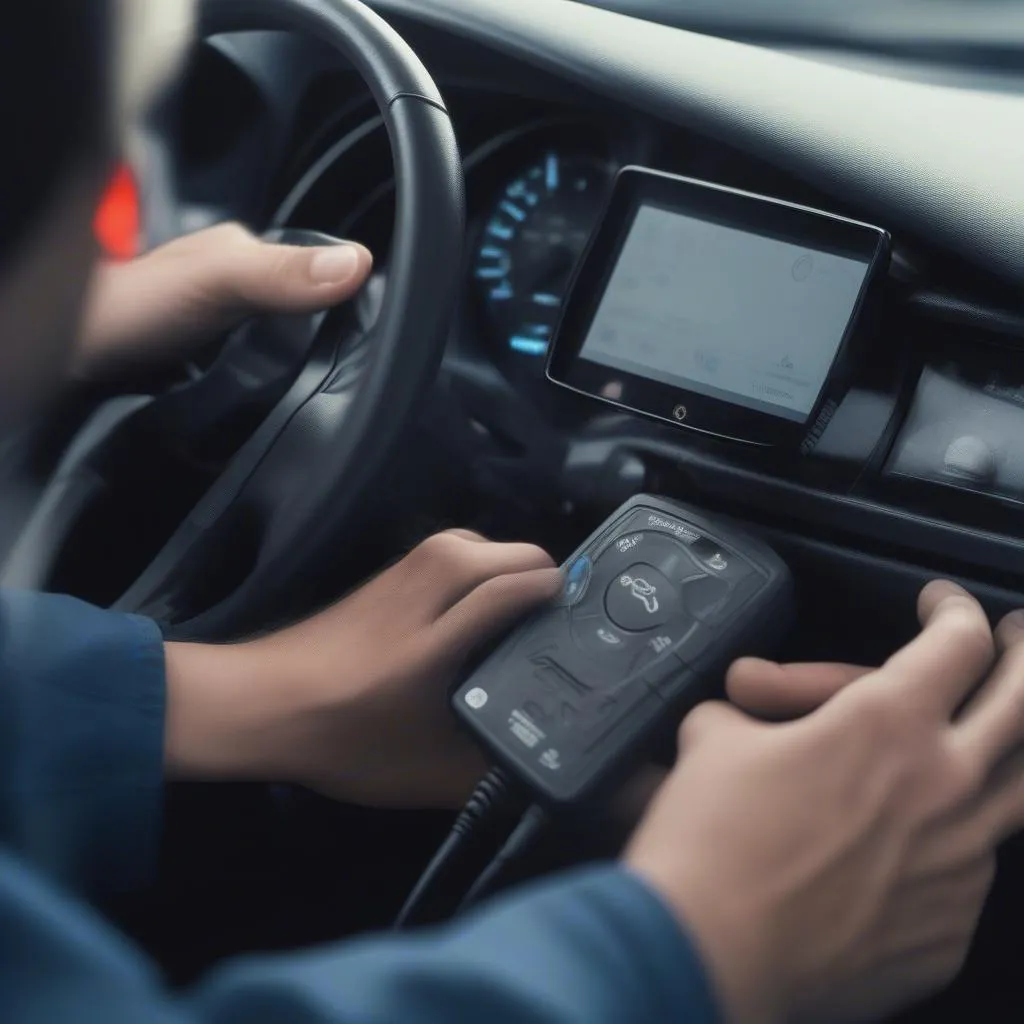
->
[434,567,564,659]
[402,534,556,620]
[995,608,1024,655]
[439,528,488,543]
[954,609,1024,768]
[726,658,872,720]
[876,580,994,717]
[225,230,373,313]
[78,224,373,376]
[678,699,753,749]
[418,534,558,611]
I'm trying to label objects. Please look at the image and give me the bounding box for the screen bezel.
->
[546,166,891,447]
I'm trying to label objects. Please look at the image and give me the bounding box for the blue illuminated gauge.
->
[473,152,614,359]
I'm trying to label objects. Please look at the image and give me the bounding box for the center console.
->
[544,165,1024,587]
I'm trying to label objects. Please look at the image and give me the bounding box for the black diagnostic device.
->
[453,495,793,805]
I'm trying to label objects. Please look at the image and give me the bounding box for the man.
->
[3,2,1024,1022]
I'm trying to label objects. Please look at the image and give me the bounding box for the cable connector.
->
[451,767,516,837]
[394,767,519,929]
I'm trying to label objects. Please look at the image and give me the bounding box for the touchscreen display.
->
[578,203,872,423]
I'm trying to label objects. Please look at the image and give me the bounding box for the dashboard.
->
[116,7,1024,1007]
[471,144,612,362]
[158,7,1024,663]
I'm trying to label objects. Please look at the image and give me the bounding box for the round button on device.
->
[572,615,640,662]
[605,563,676,632]
[557,555,591,606]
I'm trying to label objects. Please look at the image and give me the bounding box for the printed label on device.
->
[644,514,700,544]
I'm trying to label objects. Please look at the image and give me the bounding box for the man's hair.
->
[0,0,114,266]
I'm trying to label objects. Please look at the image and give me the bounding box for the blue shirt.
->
[0,590,720,1023]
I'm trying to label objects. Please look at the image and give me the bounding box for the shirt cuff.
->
[0,591,166,902]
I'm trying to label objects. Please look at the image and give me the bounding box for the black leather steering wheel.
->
[1,0,464,639]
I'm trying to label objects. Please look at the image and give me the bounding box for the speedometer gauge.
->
[473,152,614,360]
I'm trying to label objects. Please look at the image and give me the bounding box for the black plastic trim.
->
[570,432,1024,584]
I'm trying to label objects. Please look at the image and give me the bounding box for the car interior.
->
[3,0,1024,1018]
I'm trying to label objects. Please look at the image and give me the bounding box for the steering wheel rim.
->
[3,0,464,638]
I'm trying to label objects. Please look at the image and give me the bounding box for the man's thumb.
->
[726,658,872,721]
[78,224,375,380]
[230,232,374,313]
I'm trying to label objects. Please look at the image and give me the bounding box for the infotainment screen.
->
[547,167,890,447]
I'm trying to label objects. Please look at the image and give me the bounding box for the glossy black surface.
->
[547,166,891,447]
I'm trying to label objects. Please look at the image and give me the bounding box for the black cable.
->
[394,767,519,929]
[457,803,550,913]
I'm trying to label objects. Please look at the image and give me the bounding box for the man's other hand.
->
[627,580,1024,1024]
[76,223,373,378]
[609,656,872,826]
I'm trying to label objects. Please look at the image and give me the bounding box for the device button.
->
[605,563,678,632]
[688,539,755,584]
[557,554,592,606]
[572,615,642,663]
[682,574,731,622]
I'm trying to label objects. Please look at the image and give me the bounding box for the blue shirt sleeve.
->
[0,590,166,903]
[195,866,719,1024]
[0,588,721,1022]
[0,847,719,1024]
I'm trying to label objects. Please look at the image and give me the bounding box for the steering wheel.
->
[1,0,464,639]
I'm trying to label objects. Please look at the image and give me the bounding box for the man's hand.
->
[609,659,872,826]
[163,530,561,809]
[627,581,1024,1024]
[76,223,373,378]
[726,657,871,719]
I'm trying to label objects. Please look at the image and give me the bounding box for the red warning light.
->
[94,164,141,261]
